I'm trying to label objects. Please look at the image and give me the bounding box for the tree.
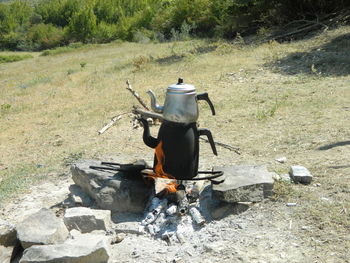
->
[67,4,97,42]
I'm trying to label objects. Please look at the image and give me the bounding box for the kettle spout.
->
[138,118,159,149]
[147,90,164,113]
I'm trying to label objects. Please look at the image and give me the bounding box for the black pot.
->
[139,119,217,180]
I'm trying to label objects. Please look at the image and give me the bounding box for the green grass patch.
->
[0,165,44,204]
[17,75,51,89]
[41,42,94,56]
[0,54,33,64]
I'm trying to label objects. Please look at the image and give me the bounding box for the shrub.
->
[27,23,64,50]
[0,54,33,63]
[93,21,117,43]
[66,5,97,42]
[40,42,86,56]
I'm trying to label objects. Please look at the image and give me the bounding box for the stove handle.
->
[198,128,218,156]
[196,93,215,116]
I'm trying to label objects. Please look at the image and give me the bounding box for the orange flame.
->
[147,141,178,193]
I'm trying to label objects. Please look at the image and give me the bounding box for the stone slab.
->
[16,208,69,249]
[289,165,313,184]
[211,165,275,203]
[64,207,112,233]
[20,233,109,263]
[71,160,152,213]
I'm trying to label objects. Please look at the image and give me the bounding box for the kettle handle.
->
[196,93,215,116]
[198,128,218,156]
[137,118,159,149]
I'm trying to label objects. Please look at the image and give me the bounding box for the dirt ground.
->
[1,147,349,263]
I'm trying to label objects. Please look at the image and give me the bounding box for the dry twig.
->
[126,80,150,111]
[199,137,241,154]
[98,112,129,135]
[132,106,164,121]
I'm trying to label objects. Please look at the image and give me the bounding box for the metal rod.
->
[89,165,121,171]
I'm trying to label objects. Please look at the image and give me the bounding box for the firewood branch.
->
[132,106,164,121]
[199,137,241,154]
[98,112,129,135]
[126,80,150,111]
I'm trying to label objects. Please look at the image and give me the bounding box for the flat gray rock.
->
[0,219,17,247]
[0,245,13,263]
[20,233,109,263]
[64,207,112,233]
[16,208,69,249]
[289,165,313,184]
[71,159,152,213]
[211,165,275,203]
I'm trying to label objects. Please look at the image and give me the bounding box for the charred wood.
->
[141,198,168,226]
[176,189,189,216]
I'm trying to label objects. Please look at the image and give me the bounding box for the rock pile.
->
[2,160,296,263]
[0,219,19,263]
[1,207,114,263]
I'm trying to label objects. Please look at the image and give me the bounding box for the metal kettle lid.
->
[167,78,195,93]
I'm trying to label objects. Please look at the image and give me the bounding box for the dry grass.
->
[0,26,349,257]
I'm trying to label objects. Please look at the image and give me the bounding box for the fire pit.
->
[89,78,226,242]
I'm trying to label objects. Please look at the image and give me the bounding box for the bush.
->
[0,54,33,63]
[27,23,64,50]
[93,21,117,43]
[66,5,97,42]
[40,42,86,56]
[2,0,350,51]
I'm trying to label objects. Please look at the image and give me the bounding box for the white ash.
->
[140,184,207,244]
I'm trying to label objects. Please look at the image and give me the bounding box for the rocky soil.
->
[1,166,336,263]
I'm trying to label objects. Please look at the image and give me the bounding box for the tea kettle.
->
[147,78,215,124]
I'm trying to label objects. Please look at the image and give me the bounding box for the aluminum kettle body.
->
[147,78,215,124]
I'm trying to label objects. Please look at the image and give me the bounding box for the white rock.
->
[0,245,13,263]
[64,207,112,233]
[275,157,287,163]
[20,233,110,263]
[16,208,69,249]
[289,165,313,184]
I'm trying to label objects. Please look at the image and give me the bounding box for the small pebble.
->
[275,157,287,163]
[111,233,126,244]
[286,203,297,207]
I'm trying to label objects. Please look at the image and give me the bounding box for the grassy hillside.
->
[0,26,349,258]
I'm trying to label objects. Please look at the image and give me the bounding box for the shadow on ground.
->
[268,33,350,76]
[155,44,217,65]
[317,140,350,150]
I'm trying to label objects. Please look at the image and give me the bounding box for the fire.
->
[147,141,178,193]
